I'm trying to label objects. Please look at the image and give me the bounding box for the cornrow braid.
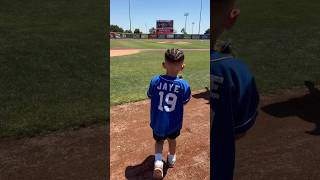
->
[165,48,184,63]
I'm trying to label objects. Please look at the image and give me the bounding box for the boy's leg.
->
[168,138,176,155]
[153,132,165,178]
[167,138,177,168]
[155,140,164,160]
[167,131,180,167]
[167,130,180,155]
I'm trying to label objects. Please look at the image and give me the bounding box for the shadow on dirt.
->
[262,81,320,135]
[192,87,210,104]
[125,155,170,179]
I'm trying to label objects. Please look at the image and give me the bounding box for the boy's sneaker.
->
[167,153,176,168]
[153,160,164,179]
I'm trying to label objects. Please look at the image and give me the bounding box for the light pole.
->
[129,0,132,32]
[198,0,202,34]
[192,22,195,34]
[184,13,189,34]
[145,24,148,34]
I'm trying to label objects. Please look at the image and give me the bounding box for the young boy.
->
[211,0,260,179]
[147,48,191,179]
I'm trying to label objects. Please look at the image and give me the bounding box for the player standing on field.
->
[211,0,260,179]
[147,48,191,179]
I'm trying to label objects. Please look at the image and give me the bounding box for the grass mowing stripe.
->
[0,0,107,137]
[111,39,210,49]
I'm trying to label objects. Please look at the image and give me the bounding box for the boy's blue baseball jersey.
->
[147,75,191,137]
[210,50,259,179]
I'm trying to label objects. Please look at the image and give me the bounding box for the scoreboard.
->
[156,20,174,34]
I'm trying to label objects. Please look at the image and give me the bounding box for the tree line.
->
[110,24,209,35]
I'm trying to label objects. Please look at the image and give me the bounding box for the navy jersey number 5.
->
[210,50,259,180]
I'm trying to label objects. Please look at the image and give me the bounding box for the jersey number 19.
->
[158,91,177,112]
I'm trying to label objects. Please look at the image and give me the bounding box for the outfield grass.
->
[0,0,107,137]
[220,0,320,93]
[111,39,209,49]
[110,51,209,105]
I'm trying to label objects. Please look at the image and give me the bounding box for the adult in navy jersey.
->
[211,50,259,179]
[147,48,191,179]
[211,0,260,179]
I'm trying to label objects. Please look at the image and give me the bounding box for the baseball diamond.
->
[1,0,320,179]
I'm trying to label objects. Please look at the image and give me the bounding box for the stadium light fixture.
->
[192,22,195,34]
[184,13,189,34]
[198,0,202,34]
[129,0,132,32]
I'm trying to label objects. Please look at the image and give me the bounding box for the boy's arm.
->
[147,78,154,98]
[183,83,191,104]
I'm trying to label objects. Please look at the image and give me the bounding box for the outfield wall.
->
[110,33,210,40]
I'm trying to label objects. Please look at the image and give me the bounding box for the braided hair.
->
[164,48,184,63]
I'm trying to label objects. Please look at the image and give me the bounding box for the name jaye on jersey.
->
[156,82,181,112]
[156,82,181,93]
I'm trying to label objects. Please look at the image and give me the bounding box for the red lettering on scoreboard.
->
[156,20,174,34]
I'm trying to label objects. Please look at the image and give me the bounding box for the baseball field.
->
[110,0,320,179]
[110,39,211,179]
[110,39,210,105]
[1,0,320,179]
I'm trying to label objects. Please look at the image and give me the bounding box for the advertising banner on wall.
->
[141,34,148,39]
[200,34,210,39]
[122,33,134,38]
[133,34,141,39]
[166,34,174,39]
[148,34,157,39]
[174,34,184,39]
[184,34,191,39]
[191,35,200,39]
[158,34,166,39]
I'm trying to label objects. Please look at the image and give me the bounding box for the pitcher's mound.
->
[110,49,141,57]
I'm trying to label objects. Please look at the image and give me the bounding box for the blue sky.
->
[110,0,210,34]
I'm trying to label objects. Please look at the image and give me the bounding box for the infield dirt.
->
[110,89,210,180]
[110,49,142,57]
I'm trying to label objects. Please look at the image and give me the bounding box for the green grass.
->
[0,0,108,137]
[111,39,209,49]
[220,0,320,93]
[111,51,209,105]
